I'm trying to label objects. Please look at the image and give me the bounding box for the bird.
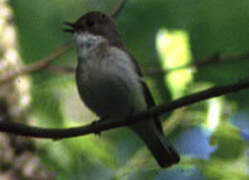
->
[64,11,180,168]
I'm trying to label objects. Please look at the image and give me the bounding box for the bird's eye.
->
[86,20,94,27]
[84,42,91,48]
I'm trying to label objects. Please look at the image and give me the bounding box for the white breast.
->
[73,32,107,58]
[75,43,146,120]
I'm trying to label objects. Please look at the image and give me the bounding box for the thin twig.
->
[0,44,71,85]
[145,52,249,76]
[44,52,249,76]
[46,65,75,74]
[110,0,129,18]
[0,78,249,139]
[0,0,128,82]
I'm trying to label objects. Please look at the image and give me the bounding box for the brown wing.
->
[129,54,163,133]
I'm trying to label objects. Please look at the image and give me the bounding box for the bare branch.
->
[0,78,249,139]
[110,0,129,18]
[46,65,75,74]
[0,44,71,85]
[44,52,249,76]
[145,52,249,76]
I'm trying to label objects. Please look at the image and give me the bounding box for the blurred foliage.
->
[0,0,54,179]
[1,0,248,179]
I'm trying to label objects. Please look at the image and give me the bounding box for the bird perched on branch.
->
[64,11,180,168]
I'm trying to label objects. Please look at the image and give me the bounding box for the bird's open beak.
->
[63,22,76,33]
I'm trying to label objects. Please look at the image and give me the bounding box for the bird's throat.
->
[74,32,107,58]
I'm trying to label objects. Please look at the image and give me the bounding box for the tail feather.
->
[130,120,180,168]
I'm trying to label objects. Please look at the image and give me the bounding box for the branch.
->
[110,0,128,18]
[46,65,75,74]
[145,52,249,76]
[0,44,70,85]
[0,1,129,82]
[1,78,249,139]
[43,52,249,76]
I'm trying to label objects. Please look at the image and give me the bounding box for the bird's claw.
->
[91,120,102,135]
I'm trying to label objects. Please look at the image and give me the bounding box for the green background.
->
[8,0,249,179]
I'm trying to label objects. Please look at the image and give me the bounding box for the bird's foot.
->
[91,116,109,135]
[90,120,102,135]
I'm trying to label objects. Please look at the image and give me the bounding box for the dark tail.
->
[130,120,180,168]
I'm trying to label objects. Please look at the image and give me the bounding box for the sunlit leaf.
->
[156,29,193,98]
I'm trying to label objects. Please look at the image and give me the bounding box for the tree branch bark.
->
[42,52,249,76]
[0,44,71,85]
[0,78,248,139]
[145,52,249,76]
[110,0,128,18]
